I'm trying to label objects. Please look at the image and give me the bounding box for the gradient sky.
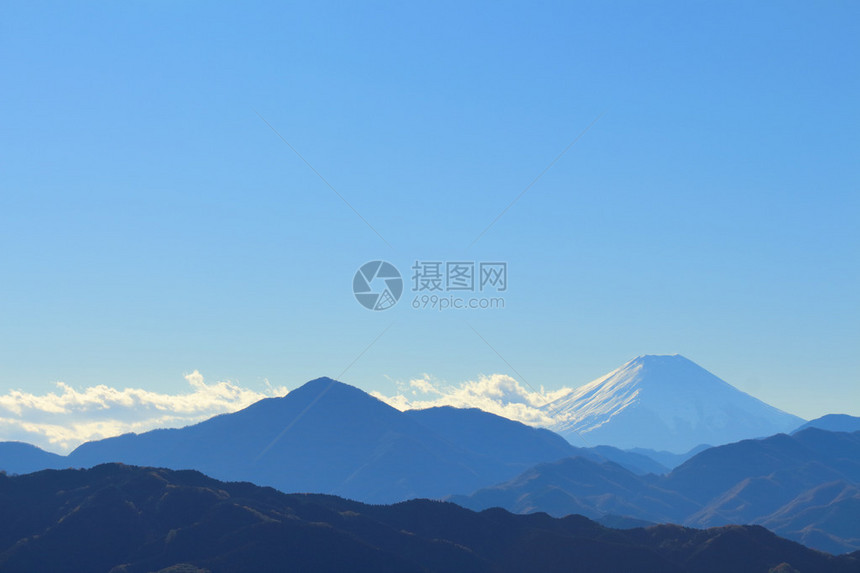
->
[2,1,858,422]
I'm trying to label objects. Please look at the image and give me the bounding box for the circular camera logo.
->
[353,261,403,311]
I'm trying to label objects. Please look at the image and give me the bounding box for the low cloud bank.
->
[371,373,573,426]
[1,372,577,454]
[0,372,288,453]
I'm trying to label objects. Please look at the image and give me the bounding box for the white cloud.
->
[408,375,442,395]
[0,371,576,456]
[372,373,574,427]
[0,371,288,454]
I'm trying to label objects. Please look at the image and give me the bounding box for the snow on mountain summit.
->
[544,355,804,453]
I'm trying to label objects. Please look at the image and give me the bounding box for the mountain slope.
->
[0,463,856,573]
[545,355,804,452]
[0,379,670,502]
[63,378,601,503]
[664,428,860,502]
[408,406,669,475]
[405,406,577,473]
[759,481,860,555]
[0,442,66,475]
[449,456,696,523]
[794,414,860,434]
[455,428,860,554]
[66,378,488,502]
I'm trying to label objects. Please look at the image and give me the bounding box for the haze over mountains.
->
[453,428,860,554]
[0,355,814,500]
[0,377,672,502]
[65,378,574,503]
[794,414,860,435]
[0,355,805,459]
[2,355,856,562]
[544,355,804,452]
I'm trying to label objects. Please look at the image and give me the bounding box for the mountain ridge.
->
[794,414,860,435]
[0,463,857,573]
[544,354,804,452]
[4,376,657,504]
[455,428,860,554]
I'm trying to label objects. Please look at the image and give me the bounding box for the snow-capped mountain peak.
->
[544,355,803,452]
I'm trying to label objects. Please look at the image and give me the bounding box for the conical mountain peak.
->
[288,376,379,402]
[545,355,803,452]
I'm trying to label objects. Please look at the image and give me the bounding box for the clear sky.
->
[1,0,858,428]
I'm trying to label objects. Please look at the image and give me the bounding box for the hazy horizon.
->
[0,353,831,455]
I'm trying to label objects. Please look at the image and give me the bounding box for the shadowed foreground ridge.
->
[0,464,858,573]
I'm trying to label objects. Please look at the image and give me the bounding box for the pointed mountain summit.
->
[64,376,590,503]
[544,355,803,452]
[68,376,465,502]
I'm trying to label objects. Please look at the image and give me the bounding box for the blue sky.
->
[1,0,858,425]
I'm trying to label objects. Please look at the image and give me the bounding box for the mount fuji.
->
[544,355,804,452]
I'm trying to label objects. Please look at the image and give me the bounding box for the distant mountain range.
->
[794,414,860,434]
[1,463,857,573]
[1,362,855,558]
[65,378,571,503]
[544,355,804,452]
[626,444,712,470]
[0,378,665,503]
[452,428,860,554]
[0,355,813,479]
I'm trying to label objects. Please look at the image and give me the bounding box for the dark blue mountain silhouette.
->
[407,406,669,475]
[1,463,857,573]
[0,378,669,502]
[0,441,65,475]
[65,377,496,502]
[3,379,856,554]
[449,456,698,523]
[664,428,860,502]
[454,428,860,554]
[60,377,627,503]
